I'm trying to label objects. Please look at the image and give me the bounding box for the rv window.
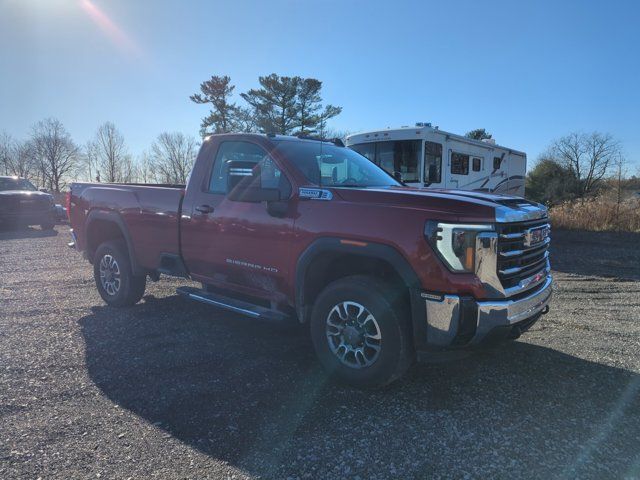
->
[472,157,482,172]
[424,141,442,183]
[493,156,502,170]
[349,143,376,164]
[451,152,469,175]
[375,140,420,182]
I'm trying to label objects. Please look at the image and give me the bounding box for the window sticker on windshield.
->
[299,188,333,200]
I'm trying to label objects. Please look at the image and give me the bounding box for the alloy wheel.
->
[99,254,121,296]
[325,301,382,369]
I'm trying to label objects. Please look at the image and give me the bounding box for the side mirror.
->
[393,171,403,182]
[39,188,49,193]
[226,160,281,203]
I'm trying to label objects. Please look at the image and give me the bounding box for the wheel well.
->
[301,252,410,322]
[86,219,126,263]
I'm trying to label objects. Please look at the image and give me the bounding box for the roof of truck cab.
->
[346,126,526,157]
[203,132,338,145]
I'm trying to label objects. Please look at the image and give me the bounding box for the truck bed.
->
[69,182,185,271]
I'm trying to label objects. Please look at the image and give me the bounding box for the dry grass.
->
[549,196,640,232]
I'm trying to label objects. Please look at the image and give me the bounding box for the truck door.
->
[180,139,295,303]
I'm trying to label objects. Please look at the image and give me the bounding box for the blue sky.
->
[1,0,639,171]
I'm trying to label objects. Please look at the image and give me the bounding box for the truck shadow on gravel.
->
[79,295,640,478]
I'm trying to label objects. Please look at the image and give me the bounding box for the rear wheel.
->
[93,240,146,307]
[310,275,413,388]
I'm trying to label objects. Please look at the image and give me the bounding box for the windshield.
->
[0,177,37,192]
[274,141,401,188]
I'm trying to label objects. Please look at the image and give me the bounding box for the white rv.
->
[346,123,526,196]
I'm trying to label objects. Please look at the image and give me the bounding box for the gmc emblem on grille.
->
[523,225,550,247]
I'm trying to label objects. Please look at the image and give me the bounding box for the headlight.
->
[425,221,494,272]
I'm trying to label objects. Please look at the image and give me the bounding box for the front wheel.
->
[310,275,413,388]
[93,240,146,307]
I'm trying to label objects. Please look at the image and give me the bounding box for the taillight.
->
[65,191,71,220]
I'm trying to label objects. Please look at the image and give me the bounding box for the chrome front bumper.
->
[422,275,553,347]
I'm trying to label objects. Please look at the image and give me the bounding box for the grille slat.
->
[496,218,550,290]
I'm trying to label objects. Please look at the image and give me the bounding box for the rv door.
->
[424,141,444,187]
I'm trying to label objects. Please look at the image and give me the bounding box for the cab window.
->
[208,141,291,197]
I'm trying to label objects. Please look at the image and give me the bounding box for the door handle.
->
[195,204,214,214]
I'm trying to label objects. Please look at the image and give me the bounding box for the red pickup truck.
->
[68,133,552,387]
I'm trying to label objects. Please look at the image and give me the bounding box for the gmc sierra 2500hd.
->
[68,133,552,387]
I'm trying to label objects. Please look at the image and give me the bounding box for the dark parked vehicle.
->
[0,176,57,230]
[68,134,552,387]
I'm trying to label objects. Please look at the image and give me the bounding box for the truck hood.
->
[0,190,52,197]
[331,186,547,223]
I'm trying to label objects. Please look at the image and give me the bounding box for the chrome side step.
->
[176,286,289,322]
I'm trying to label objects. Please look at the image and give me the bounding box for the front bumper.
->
[0,209,56,226]
[421,275,553,349]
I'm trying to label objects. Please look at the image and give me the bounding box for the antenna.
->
[319,136,323,188]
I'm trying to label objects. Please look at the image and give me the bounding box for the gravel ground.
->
[1,226,639,479]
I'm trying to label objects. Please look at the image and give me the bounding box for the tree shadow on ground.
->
[79,294,640,478]
[551,229,640,280]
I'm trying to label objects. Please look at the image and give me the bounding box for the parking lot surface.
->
[1,226,639,479]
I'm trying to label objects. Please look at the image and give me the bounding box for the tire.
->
[93,240,146,307]
[310,275,413,389]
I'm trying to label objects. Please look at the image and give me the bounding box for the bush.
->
[549,196,640,232]
[526,159,578,205]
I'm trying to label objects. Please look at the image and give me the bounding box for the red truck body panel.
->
[69,133,540,308]
[69,183,184,271]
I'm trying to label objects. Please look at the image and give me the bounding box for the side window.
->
[472,157,482,172]
[493,156,502,170]
[424,141,442,183]
[208,141,291,197]
[451,152,469,175]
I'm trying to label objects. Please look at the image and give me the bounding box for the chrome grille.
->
[496,218,550,290]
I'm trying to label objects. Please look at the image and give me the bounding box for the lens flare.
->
[79,0,141,58]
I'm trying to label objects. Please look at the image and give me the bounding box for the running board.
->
[176,286,289,322]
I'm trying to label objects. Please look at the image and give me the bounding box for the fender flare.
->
[294,237,421,323]
[84,209,142,275]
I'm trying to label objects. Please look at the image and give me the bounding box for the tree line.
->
[0,73,344,192]
[0,118,198,192]
[190,73,342,137]
[526,131,630,204]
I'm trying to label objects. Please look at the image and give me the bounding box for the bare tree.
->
[30,118,80,192]
[150,132,198,184]
[550,132,621,198]
[10,141,37,180]
[87,122,131,183]
[135,151,154,183]
[0,132,15,175]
